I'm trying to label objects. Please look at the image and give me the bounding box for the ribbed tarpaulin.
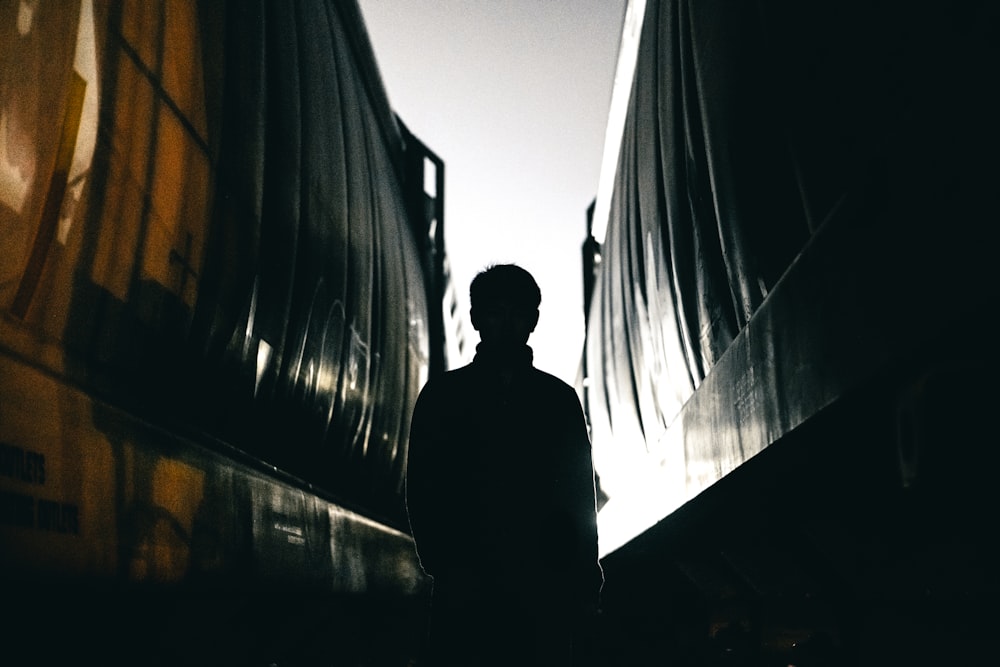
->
[186,0,433,522]
[0,0,437,528]
[587,0,999,546]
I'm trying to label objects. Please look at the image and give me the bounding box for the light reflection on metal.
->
[238,280,260,365]
[597,412,688,557]
[255,339,272,397]
[59,0,98,245]
[0,112,30,213]
[590,0,646,245]
[423,156,437,197]
[16,1,33,36]
[315,301,345,397]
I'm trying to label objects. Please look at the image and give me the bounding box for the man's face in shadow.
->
[472,300,539,351]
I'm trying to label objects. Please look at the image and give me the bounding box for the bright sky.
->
[357,0,626,384]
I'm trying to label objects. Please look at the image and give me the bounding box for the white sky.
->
[357,0,627,384]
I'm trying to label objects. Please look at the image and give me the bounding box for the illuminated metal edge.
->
[338,0,408,173]
[590,0,646,246]
[597,182,989,557]
[0,346,429,598]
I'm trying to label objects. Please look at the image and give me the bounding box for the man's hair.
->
[470,264,541,312]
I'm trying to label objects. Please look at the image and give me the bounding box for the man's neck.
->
[474,343,533,377]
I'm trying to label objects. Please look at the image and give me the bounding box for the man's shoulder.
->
[527,368,581,402]
[528,366,571,389]
[417,363,478,398]
[419,363,577,399]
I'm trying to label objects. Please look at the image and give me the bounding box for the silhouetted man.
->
[405,264,603,667]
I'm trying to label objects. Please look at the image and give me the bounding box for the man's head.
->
[469,264,540,350]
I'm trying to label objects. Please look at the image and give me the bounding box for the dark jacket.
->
[405,344,602,607]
